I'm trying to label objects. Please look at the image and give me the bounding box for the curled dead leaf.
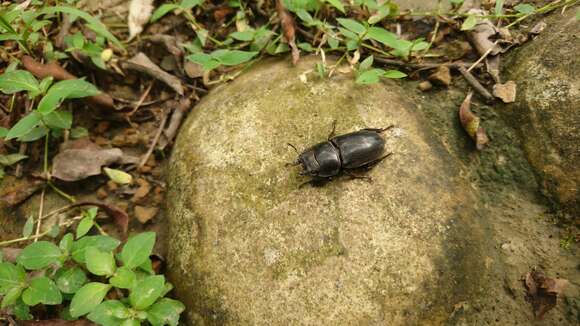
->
[428,66,452,87]
[523,269,568,319]
[52,140,125,182]
[458,91,489,150]
[128,0,154,41]
[493,81,517,103]
[276,0,299,65]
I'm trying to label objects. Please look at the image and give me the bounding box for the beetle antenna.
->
[287,143,299,153]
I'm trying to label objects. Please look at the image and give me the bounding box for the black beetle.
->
[289,122,393,185]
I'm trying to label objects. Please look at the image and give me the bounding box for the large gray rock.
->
[502,10,580,215]
[167,57,485,325]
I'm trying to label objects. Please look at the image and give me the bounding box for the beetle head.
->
[297,148,320,176]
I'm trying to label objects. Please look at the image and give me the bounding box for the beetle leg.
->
[285,160,301,167]
[363,125,394,133]
[344,170,373,182]
[299,177,330,188]
[327,120,337,140]
[361,152,393,170]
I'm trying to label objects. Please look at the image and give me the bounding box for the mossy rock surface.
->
[502,10,580,215]
[167,57,486,325]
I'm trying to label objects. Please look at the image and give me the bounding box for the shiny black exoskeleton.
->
[291,122,393,185]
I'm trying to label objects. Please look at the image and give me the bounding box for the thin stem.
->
[93,222,108,236]
[34,188,46,242]
[48,181,76,203]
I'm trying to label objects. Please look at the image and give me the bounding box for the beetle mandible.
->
[289,121,393,185]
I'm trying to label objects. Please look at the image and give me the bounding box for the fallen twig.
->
[21,56,116,109]
[139,111,169,168]
[458,66,493,101]
[162,98,191,149]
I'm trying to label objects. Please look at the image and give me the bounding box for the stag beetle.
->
[289,121,393,185]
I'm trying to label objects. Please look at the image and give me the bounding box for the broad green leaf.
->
[211,50,258,66]
[18,125,48,142]
[39,76,54,94]
[121,319,141,326]
[110,266,137,289]
[76,216,94,239]
[71,126,89,138]
[514,4,535,14]
[0,70,40,95]
[21,276,62,306]
[41,6,124,49]
[56,267,88,294]
[337,18,366,35]
[13,298,32,320]
[37,79,100,115]
[383,70,407,79]
[22,216,34,237]
[16,241,62,270]
[147,298,185,326]
[42,110,72,130]
[85,247,116,276]
[366,27,400,49]
[282,0,320,12]
[47,224,60,238]
[324,0,345,13]
[129,275,165,310]
[0,153,28,166]
[104,167,133,185]
[186,53,221,71]
[179,0,203,9]
[356,68,385,85]
[69,282,112,318]
[230,30,254,41]
[150,4,180,22]
[59,233,74,253]
[0,262,25,294]
[121,232,156,269]
[5,111,42,140]
[1,286,22,308]
[359,55,374,71]
[0,127,8,138]
[296,9,314,25]
[461,15,478,31]
[87,300,127,326]
[71,235,121,264]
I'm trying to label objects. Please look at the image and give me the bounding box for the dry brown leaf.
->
[524,269,568,319]
[184,61,204,78]
[1,248,21,263]
[458,91,489,150]
[428,66,452,87]
[70,201,129,235]
[493,81,517,103]
[123,52,184,95]
[134,205,158,224]
[52,141,124,182]
[0,177,44,207]
[128,0,154,40]
[131,178,151,202]
[276,0,300,65]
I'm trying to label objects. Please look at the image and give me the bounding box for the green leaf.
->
[85,247,116,277]
[110,266,137,289]
[18,125,49,142]
[211,50,258,66]
[76,216,94,239]
[87,300,128,326]
[356,68,385,85]
[5,111,42,140]
[337,18,366,35]
[383,70,407,79]
[495,0,505,16]
[56,267,88,294]
[179,0,203,9]
[129,275,165,310]
[0,70,40,95]
[42,110,73,130]
[147,298,185,326]
[22,216,34,237]
[514,4,535,15]
[461,15,478,31]
[0,153,28,166]
[37,79,100,115]
[0,262,25,294]
[0,127,8,138]
[22,276,62,306]
[71,235,121,264]
[150,4,180,22]
[41,6,124,49]
[366,27,400,49]
[359,55,374,71]
[121,232,156,269]
[324,0,345,13]
[13,298,32,320]
[39,76,54,94]
[69,282,112,318]
[186,53,221,71]
[16,241,62,270]
[70,126,89,138]
[121,319,141,326]
[230,30,254,41]
[104,167,133,185]
[1,286,22,308]
[59,233,74,252]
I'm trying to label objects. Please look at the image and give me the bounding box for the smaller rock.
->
[134,205,158,224]
[428,66,452,87]
[184,61,204,78]
[418,80,433,91]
